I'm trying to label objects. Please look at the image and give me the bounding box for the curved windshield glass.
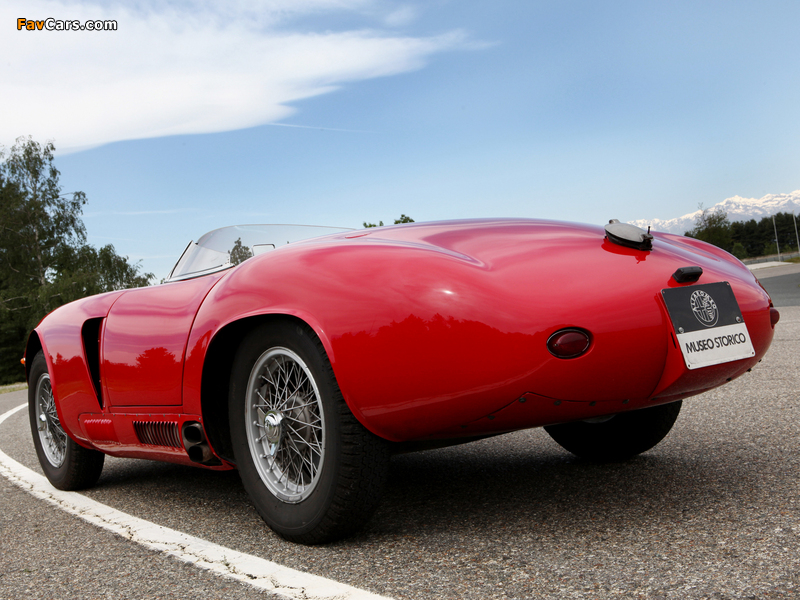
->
[166,224,354,282]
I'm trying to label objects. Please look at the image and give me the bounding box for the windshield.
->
[166,224,354,282]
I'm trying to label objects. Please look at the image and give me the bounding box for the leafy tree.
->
[768,212,799,254]
[228,237,253,266]
[0,179,32,384]
[0,136,152,384]
[685,205,732,251]
[52,243,152,300]
[730,242,748,260]
[729,212,799,258]
[730,219,761,258]
[762,242,779,256]
[363,215,415,228]
[0,137,87,295]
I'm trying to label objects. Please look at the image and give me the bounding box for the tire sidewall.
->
[28,352,71,487]
[544,400,682,462]
[229,322,344,537]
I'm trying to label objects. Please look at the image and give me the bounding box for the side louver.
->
[133,421,182,448]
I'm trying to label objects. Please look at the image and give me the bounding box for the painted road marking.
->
[0,403,393,600]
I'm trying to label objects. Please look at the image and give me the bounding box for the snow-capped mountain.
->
[629,191,800,234]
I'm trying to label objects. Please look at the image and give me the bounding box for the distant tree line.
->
[0,137,152,384]
[685,206,799,259]
[363,214,415,228]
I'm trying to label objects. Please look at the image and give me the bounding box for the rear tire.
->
[28,351,105,490]
[544,401,682,462]
[229,321,389,544]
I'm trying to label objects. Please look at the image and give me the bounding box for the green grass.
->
[0,383,27,394]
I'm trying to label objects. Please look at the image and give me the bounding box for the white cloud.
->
[384,5,419,27]
[1,0,466,151]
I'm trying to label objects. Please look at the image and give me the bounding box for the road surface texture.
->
[1,292,797,599]
[755,262,800,308]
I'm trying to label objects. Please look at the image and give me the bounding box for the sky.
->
[3,0,800,280]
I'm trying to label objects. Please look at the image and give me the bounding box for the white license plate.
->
[661,282,755,370]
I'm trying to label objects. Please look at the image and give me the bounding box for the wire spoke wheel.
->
[245,347,325,503]
[34,372,67,468]
[28,351,104,490]
[230,321,389,544]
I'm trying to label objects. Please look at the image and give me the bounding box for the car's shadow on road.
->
[80,427,756,547]
[356,430,756,544]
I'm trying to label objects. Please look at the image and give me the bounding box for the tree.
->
[51,244,152,300]
[682,205,797,258]
[730,219,761,258]
[731,242,748,260]
[0,137,86,295]
[762,241,779,256]
[0,178,32,384]
[228,237,252,266]
[0,136,152,384]
[685,205,732,251]
[363,215,415,228]
[729,212,799,257]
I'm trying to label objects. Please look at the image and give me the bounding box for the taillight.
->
[547,329,592,359]
[756,279,780,329]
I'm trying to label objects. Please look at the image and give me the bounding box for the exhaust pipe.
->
[181,422,216,464]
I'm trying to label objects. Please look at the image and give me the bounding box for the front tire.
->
[28,351,105,490]
[229,321,389,544]
[544,401,682,462]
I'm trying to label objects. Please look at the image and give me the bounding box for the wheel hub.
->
[264,410,283,454]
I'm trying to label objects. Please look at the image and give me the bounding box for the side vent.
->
[133,421,182,448]
[81,318,104,408]
[83,418,118,443]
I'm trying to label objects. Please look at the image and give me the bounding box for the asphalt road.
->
[754,262,800,307]
[1,309,799,599]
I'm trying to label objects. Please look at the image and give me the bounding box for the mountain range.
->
[629,190,800,234]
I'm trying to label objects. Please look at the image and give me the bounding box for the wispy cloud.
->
[1,0,468,152]
[265,122,378,133]
[83,209,190,216]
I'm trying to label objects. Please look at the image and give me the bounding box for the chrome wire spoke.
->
[245,345,326,503]
[51,418,66,437]
[283,420,322,451]
[276,360,291,402]
[260,373,278,388]
[281,400,321,415]
[283,429,320,477]
[36,374,66,468]
[290,443,319,477]
[254,389,269,407]
[281,414,323,431]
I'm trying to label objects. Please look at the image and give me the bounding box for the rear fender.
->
[184,307,335,464]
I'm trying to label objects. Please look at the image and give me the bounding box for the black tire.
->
[544,401,682,462]
[229,321,389,544]
[28,351,105,490]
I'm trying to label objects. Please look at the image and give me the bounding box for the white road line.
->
[0,403,393,600]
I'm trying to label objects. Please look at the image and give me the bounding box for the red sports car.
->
[25,219,779,544]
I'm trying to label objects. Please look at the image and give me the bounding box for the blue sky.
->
[3,0,800,280]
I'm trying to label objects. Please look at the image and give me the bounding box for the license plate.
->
[661,282,755,370]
